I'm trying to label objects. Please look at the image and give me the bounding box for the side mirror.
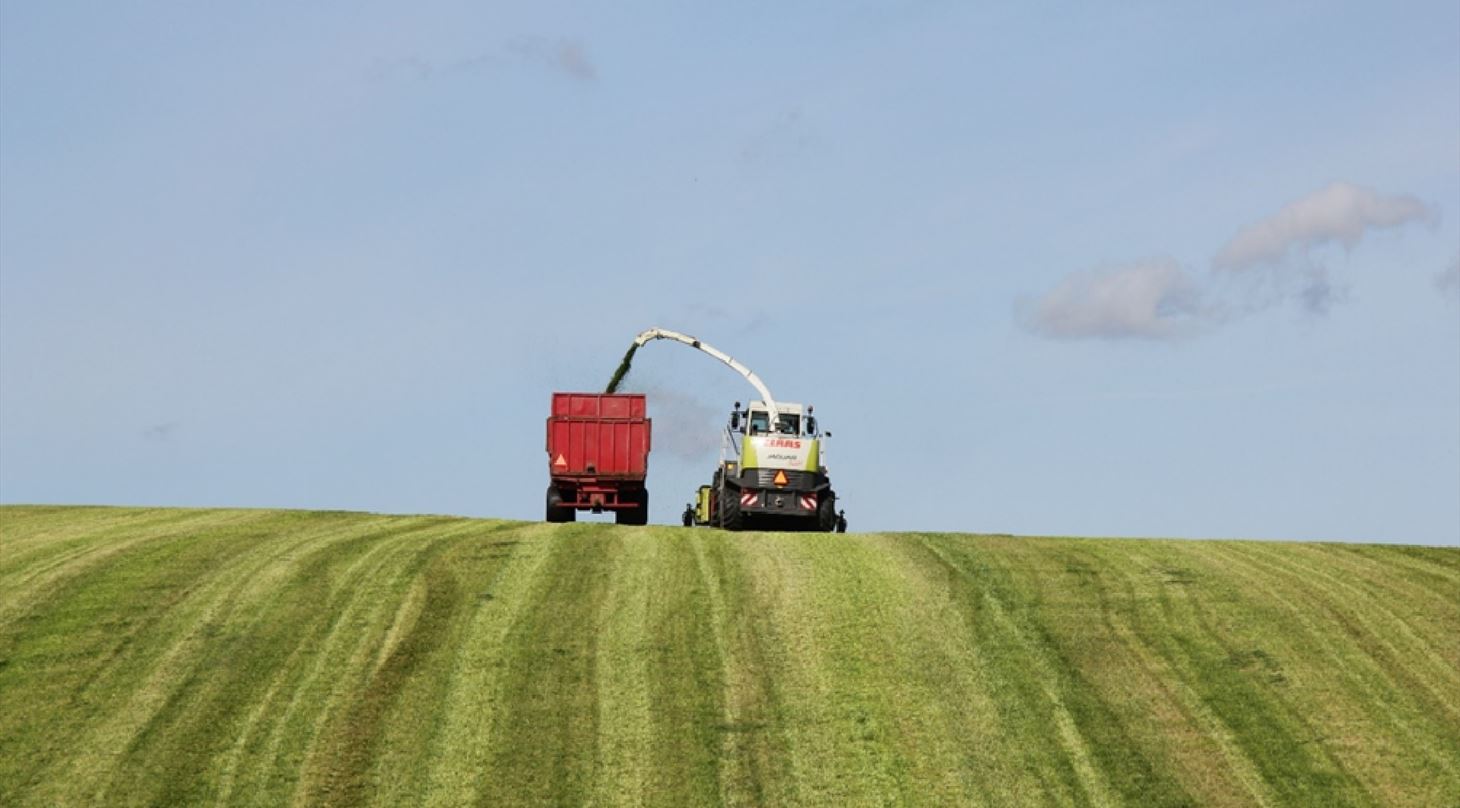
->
[730,411,740,430]
[806,416,817,435]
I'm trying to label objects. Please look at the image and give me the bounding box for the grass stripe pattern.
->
[1,506,1456,806]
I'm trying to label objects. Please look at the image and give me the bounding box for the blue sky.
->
[2,2,1457,544]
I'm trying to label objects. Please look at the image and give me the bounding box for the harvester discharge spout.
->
[626,328,780,424]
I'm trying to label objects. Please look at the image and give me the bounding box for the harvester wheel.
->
[818,493,838,532]
[718,485,744,531]
[545,486,575,523]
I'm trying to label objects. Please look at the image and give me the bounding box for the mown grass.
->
[1,506,1456,806]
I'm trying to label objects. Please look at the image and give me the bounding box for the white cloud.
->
[1024,182,1440,342]
[1214,182,1434,270]
[1023,258,1206,341]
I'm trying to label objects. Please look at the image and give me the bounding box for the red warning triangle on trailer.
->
[553,454,568,468]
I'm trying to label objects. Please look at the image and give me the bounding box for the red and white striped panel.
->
[740,490,759,507]
[799,494,817,510]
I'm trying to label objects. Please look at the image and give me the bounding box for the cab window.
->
[748,412,770,434]
[776,414,800,434]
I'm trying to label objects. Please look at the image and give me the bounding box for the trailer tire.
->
[545,486,575,523]
[616,489,649,526]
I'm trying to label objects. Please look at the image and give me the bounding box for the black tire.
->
[616,489,649,526]
[818,492,838,532]
[545,486,575,523]
[718,483,744,531]
[637,489,649,525]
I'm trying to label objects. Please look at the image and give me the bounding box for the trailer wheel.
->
[545,486,575,523]
[615,489,649,526]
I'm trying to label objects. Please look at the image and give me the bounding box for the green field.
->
[1,506,1456,806]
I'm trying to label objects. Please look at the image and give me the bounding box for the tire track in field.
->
[372,522,528,807]
[1094,542,1281,807]
[261,520,446,796]
[587,526,655,806]
[64,514,436,806]
[473,524,616,807]
[1199,541,1460,802]
[1026,541,1271,807]
[1151,544,1338,806]
[1253,542,1460,714]
[693,532,798,807]
[1343,544,1460,591]
[421,522,557,807]
[283,520,478,806]
[0,507,157,585]
[636,528,727,805]
[916,535,1122,807]
[876,534,1022,806]
[6,511,285,804]
[867,533,1037,806]
[214,518,480,804]
[734,534,923,804]
[0,508,245,626]
[1325,545,1460,674]
[1178,543,1388,805]
[1205,540,1459,748]
[1328,544,1460,616]
[751,532,1123,806]
[301,532,469,807]
[1119,546,1301,808]
[0,507,177,575]
[1311,545,1460,686]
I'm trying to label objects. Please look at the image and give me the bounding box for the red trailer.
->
[545,393,652,525]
